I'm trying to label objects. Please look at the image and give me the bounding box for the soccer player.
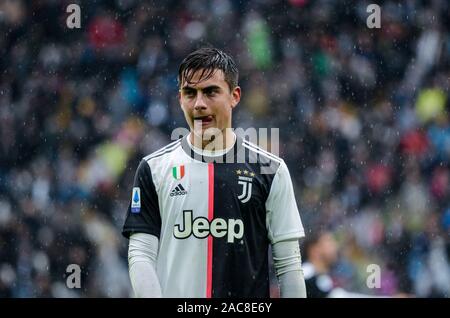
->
[122,47,307,298]
[302,231,341,298]
[303,231,406,298]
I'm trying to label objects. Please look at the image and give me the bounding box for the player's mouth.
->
[194,115,214,127]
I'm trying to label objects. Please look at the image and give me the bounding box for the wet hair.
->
[178,47,239,91]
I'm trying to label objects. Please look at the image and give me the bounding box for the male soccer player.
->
[122,47,306,298]
[303,231,405,298]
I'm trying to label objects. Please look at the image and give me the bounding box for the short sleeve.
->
[122,159,161,239]
[265,160,305,243]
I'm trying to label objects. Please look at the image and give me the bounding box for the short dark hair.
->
[178,47,239,91]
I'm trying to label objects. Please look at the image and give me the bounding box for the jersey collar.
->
[181,132,244,163]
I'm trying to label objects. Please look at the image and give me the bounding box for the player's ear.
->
[230,86,241,109]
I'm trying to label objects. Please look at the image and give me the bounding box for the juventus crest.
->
[236,169,254,203]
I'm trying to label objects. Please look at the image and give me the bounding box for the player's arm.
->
[266,160,307,298]
[122,159,162,297]
[128,233,162,297]
[272,239,307,298]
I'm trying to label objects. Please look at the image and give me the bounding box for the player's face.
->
[319,233,338,266]
[179,69,241,136]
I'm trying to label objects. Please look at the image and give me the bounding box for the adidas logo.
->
[170,184,187,197]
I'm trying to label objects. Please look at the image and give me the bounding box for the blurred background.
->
[0,0,449,297]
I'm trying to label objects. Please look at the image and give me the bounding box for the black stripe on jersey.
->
[211,161,274,297]
[144,139,182,161]
[144,140,182,161]
[242,140,282,163]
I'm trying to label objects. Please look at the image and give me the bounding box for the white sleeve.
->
[266,160,305,244]
[128,233,162,298]
[272,239,306,298]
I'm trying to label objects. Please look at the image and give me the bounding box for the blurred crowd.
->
[0,0,449,297]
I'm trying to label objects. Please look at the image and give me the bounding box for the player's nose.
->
[193,92,207,111]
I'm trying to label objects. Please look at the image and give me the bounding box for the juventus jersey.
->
[122,133,305,298]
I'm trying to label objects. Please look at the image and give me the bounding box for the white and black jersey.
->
[122,133,305,298]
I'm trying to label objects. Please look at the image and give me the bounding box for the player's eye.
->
[184,89,196,98]
[204,89,218,97]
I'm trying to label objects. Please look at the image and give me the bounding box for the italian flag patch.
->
[172,165,185,180]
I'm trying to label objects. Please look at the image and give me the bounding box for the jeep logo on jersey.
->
[173,210,244,243]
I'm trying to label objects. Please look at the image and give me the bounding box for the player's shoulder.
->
[240,138,284,167]
[142,138,183,163]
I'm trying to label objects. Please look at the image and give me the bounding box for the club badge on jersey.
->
[236,169,254,203]
[131,187,141,213]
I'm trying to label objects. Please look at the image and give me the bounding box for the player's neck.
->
[189,129,236,152]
